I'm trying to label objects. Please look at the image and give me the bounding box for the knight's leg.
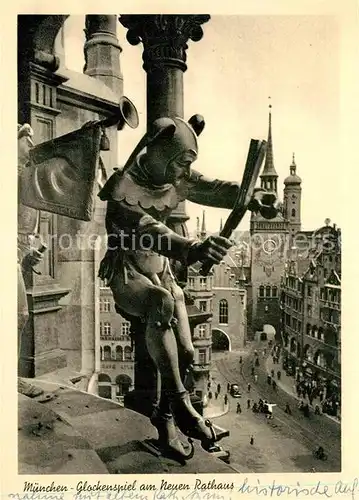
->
[145,286,188,394]
[110,272,185,395]
[159,283,218,447]
[110,271,193,459]
[111,269,216,446]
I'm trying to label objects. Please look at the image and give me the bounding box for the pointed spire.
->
[260,97,278,193]
[290,152,296,175]
[200,210,207,239]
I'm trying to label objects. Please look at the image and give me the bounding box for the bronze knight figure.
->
[98,115,278,460]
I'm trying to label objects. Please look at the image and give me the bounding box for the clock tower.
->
[283,153,302,241]
[249,103,290,340]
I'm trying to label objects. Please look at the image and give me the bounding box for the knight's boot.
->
[170,391,218,450]
[150,409,194,464]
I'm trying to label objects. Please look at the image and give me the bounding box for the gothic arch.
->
[98,373,111,383]
[18,15,69,68]
[212,328,231,352]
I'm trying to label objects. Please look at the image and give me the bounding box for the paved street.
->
[209,344,341,473]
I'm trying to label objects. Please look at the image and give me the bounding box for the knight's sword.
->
[200,138,267,276]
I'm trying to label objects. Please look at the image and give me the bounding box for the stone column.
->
[84,15,123,95]
[119,15,210,416]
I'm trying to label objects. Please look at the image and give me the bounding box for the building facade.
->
[187,264,213,401]
[98,280,135,401]
[280,221,341,416]
[211,246,247,351]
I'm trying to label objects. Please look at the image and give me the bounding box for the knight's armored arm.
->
[106,200,196,264]
[186,169,241,209]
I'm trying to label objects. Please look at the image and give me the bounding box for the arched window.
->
[115,374,132,396]
[116,346,123,361]
[272,286,278,297]
[219,299,228,324]
[259,285,264,297]
[266,285,271,297]
[124,346,132,361]
[98,373,112,399]
[103,345,111,360]
[291,208,296,217]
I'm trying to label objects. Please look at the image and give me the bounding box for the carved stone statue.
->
[98,115,277,461]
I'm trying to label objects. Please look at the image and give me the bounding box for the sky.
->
[63,15,342,235]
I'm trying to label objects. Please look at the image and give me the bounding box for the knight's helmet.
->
[123,114,205,186]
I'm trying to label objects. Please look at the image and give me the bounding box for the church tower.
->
[249,102,290,341]
[259,103,278,194]
[283,153,302,239]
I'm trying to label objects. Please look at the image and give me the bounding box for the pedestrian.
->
[208,391,212,400]
[247,383,251,393]
[227,382,230,393]
[247,398,251,409]
[254,374,258,383]
[272,380,277,391]
[255,357,260,367]
[250,436,254,445]
[271,369,275,378]
[251,366,255,376]
[315,405,321,415]
[267,375,271,385]
[277,370,281,380]
[224,394,228,405]
[217,383,221,394]
[215,392,219,400]
[237,402,242,414]
[239,356,243,364]
[285,403,292,415]
[207,381,211,390]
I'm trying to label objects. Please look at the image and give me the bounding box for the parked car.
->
[230,384,242,398]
